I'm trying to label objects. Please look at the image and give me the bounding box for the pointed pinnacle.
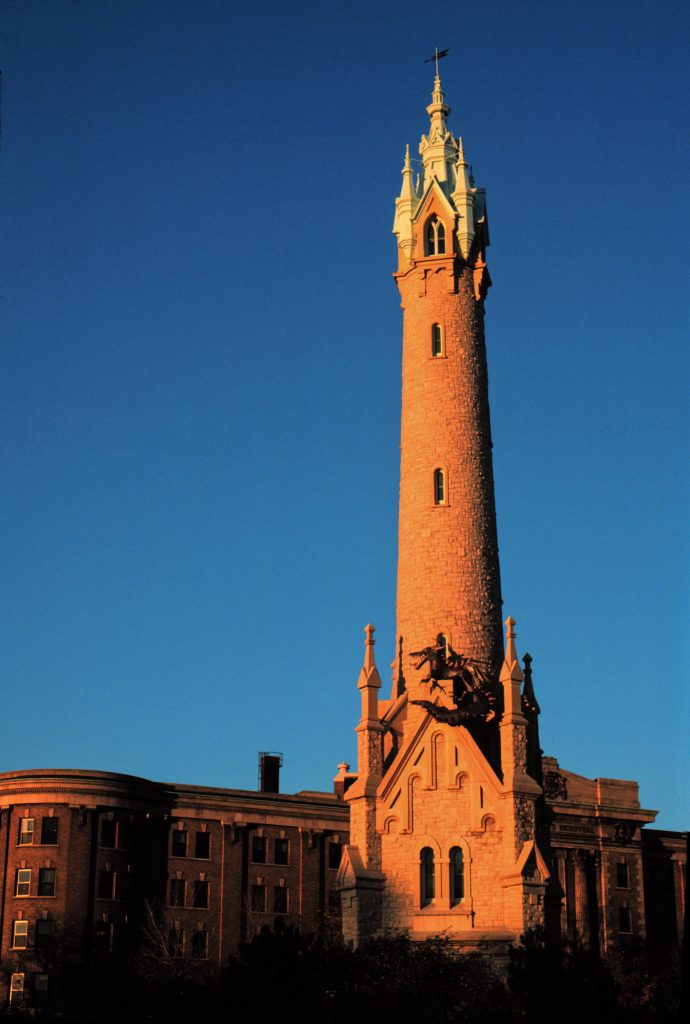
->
[500,615,524,683]
[358,623,382,692]
[364,623,376,671]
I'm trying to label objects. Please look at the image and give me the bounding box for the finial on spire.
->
[500,615,524,684]
[363,623,377,672]
[425,66,451,142]
[430,73,447,111]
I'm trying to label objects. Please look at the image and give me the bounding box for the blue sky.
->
[1,0,688,830]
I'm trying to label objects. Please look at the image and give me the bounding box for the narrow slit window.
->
[434,469,446,506]
[431,323,443,357]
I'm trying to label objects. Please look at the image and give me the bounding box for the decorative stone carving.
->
[614,822,635,844]
[543,770,568,801]
[228,823,244,843]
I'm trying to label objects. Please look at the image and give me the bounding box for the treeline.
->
[6,926,681,1023]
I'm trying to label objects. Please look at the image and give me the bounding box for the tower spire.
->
[419,72,457,187]
[394,78,502,698]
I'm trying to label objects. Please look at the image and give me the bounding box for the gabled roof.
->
[411,175,457,226]
[378,701,502,803]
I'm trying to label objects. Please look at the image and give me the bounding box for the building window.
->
[9,973,25,1006]
[328,842,343,870]
[616,862,630,888]
[274,838,289,865]
[116,870,133,901]
[192,880,209,909]
[98,869,116,900]
[18,817,34,846]
[169,878,186,907]
[420,847,435,905]
[618,906,632,933]
[431,323,443,357]
[15,869,31,897]
[38,868,56,897]
[35,919,54,950]
[252,835,267,863]
[274,886,289,915]
[101,819,117,849]
[125,821,138,852]
[433,468,446,505]
[33,974,49,1002]
[251,884,266,912]
[12,920,29,949]
[168,928,184,957]
[41,817,59,845]
[93,922,113,952]
[425,215,446,256]
[195,831,210,859]
[191,930,208,959]
[171,829,187,858]
[450,846,465,905]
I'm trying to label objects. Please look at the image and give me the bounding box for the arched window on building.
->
[433,468,446,506]
[425,216,446,256]
[449,846,465,905]
[420,847,435,905]
[431,323,443,357]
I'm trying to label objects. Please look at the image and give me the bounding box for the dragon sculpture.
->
[409,635,497,724]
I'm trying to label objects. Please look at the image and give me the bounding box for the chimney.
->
[258,752,283,793]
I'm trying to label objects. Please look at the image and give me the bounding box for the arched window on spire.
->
[420,847,435,906]
[425,215,446,256]
[449,846,465,905]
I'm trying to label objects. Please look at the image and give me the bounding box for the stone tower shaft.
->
[393,77,503,694]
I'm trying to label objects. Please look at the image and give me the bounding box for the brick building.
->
[0,76,684,1009]
[0,765,348,1007]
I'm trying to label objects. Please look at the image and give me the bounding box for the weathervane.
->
[424,47,450,76]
